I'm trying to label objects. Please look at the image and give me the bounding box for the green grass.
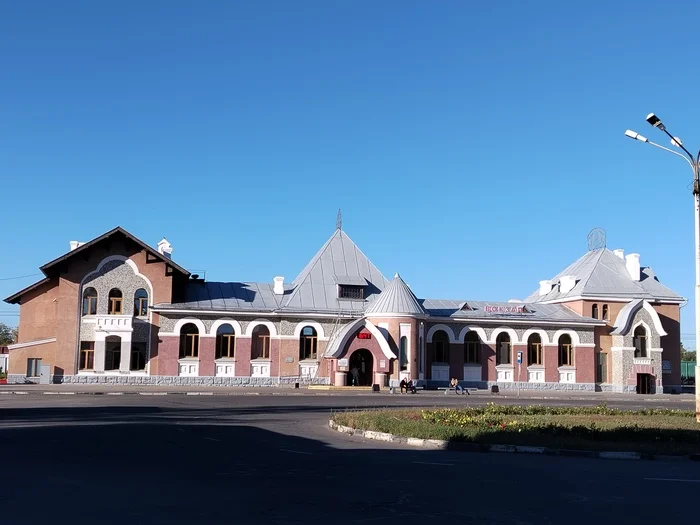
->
[332,405,700,456]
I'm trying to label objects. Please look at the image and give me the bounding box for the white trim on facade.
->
[209,319,244,337]
[293,321,326,339]
[244,320,278,337]
[487,327,519,345]
[551,329,581,346]
[456,325,488,343]
[427,316,605,328]
[170,318,208,337]
[537,295,684,305]
[7,337,57,350]
[426,324,458,343]
[151,308,359,319]
[364,320,397,360]
[520,328,551,345]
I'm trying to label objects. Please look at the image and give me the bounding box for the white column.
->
[119,332,133,372]
[94,333,106,372]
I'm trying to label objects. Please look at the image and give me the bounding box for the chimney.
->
[273,276,285,295]
[613,249,624,260]
[69,241,85,251]
[157,238,173,259]
[559,275,577,294]
[538,280,553,295]
[625,253,641,281]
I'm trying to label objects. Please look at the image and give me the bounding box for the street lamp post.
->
[625,113,700,422]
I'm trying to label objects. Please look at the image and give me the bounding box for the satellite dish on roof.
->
[587,227,606,251]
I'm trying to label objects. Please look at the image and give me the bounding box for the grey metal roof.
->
[524,248,684,303]
[422,299,600,324]
[281,228,389,313]
[365,273,426,316]
[155,281,281,312]
[333,275,368,286]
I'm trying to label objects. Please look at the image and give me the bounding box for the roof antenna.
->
[336,209,342,230]
[587,227,606,251]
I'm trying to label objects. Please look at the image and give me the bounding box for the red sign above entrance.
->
[357,332,372,340]
[484,305,526,314]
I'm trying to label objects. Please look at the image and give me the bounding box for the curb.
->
[328,419,700,462]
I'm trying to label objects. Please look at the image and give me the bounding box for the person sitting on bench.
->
[450,377,464,394]
[400,378,417,394]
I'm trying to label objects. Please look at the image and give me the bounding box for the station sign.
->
[484,305,527,314]
[357,332,372,340]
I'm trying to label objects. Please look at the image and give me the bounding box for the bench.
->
[389,379,419,394]
[438,386,474,395]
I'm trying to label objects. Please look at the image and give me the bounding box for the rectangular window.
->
[338,285,363,300]
[105,345,121,371]
[83,296,97,316]
[180,334,199,358]
[130,343,147,371]
[559,344,574,367]
[108,297,123,315]
[465,342,480,364]
[300,336,317,361]
[216,335,235,359]
[528,343,542,365]
[79,342,95,370]
[434,341,448,363]
[257,335,270,359]
[27,358,41,377]
[496,342,511,365]
[596,353,607,383]
[135,298,148,317]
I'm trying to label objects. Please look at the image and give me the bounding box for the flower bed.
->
[332,404,700,456]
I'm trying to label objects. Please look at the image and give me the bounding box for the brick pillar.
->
[575,346,595,383]
[157,335,180,376]
[512,344,527,383]
[236,338,252,377]
[482,343,496,381]
[543,345,559,383]
[449,342,463,380]
[270,337,281,377]
[199,337,216,377]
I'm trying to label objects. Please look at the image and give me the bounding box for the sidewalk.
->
[0,383,694,403]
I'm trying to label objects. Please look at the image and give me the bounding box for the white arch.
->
[641,302,668,337]
[632,320,652,338]
[521,328,550,345]
[426,324,457,343]
[245,319,278,337]
[173,318,207,336]
[293,321,326,339]
[364,320,396,360]
[210,319,243,336]
[552,329,581,347]
[457,326,487,343]
[80,255,154,303]
[487,327,519,344]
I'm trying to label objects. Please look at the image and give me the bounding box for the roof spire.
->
[587,227,606,251]
[336,209,342,230]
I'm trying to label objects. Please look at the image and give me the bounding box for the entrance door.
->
[636,373,652,394]
[348,349,373,386]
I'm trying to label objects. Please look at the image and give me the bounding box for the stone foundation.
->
[6,374,331,387]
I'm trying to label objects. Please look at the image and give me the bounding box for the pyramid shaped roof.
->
[524,248,683,303]
[280,228,389,313]
[364,273,426,316]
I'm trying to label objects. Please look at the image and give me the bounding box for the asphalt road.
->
[1,393,698,525]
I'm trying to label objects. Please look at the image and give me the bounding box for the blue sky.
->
[2,1,700,347]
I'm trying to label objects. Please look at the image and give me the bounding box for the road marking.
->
[644,478,700,483]
[204,437,221,442]
[412,461,454,467]
[280,449,313,455]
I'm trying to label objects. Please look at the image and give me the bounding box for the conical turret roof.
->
[365,273,426,316]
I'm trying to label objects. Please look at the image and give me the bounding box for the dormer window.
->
[339,285,363,300]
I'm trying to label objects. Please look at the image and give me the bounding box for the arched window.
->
[216,324,236,359]
[464,331,480,364]
[496,333,511,365]
[251,325,271,360]
[299,326,318,361]
[105,335,121,370]
[591,304,599,319]
[633,326,647,358]
[602,304,609,321]
[179,323,199,359]
[399,336,408,371]
[108,289,123,315]
[527,333,542,365]
[432,330,450,363]
[82,287,97,316]
[134,289,149,317]
[558,334,573,366]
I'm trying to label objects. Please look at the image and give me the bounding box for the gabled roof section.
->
[40,226,190,277]
[365,273,426,316]
[524,248,683,303]
[5,226,189,305]
[281,228,388,313]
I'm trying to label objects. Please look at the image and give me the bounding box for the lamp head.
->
[625,130,648,142]
[646,113,666,131]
